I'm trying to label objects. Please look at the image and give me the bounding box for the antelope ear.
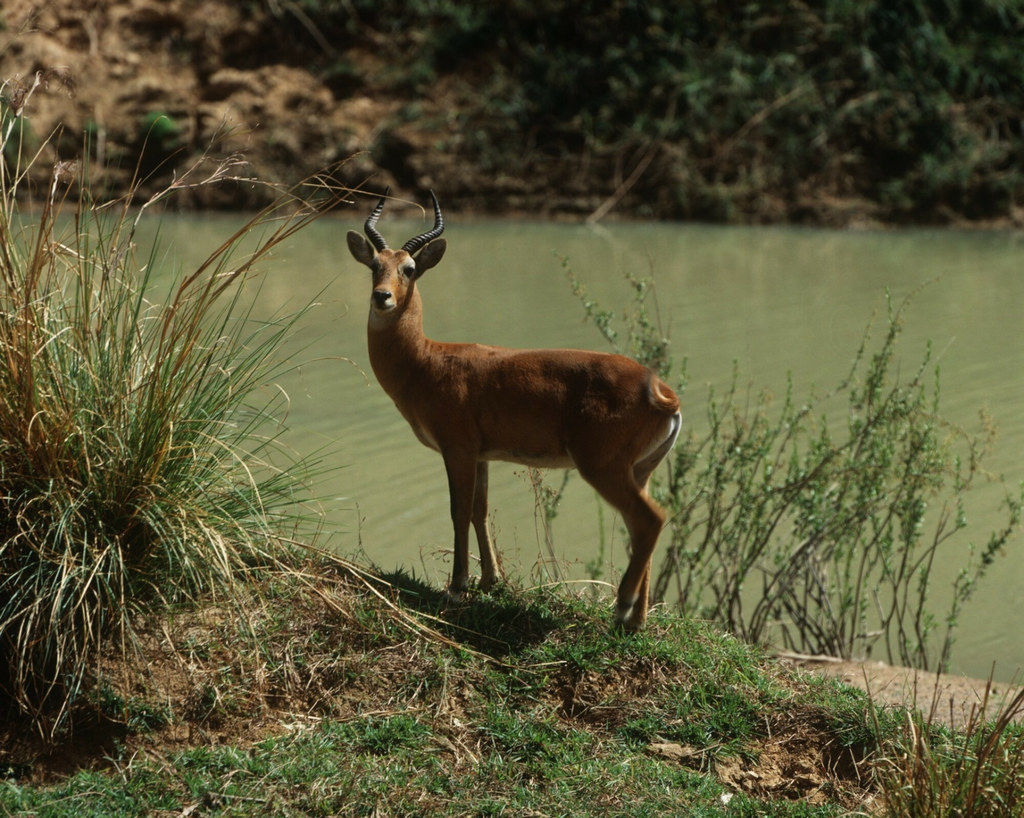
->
[412,238,446,277]
[347,231,375,267]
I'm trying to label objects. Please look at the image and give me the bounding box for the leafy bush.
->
[0,81,338,738]
[565,262,1022,670]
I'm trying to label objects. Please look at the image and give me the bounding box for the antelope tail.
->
[647,373,680,415]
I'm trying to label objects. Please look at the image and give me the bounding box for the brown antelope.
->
[346,191,681,629]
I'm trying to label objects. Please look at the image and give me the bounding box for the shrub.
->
[565,261,1022,671]
[0,79,340,739]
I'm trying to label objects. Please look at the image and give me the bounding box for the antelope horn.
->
[401,190,444,254]
[363,188,389,252]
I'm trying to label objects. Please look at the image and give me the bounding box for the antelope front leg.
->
[472,461,501,591]
[626,560,653,631]
[443,452,478,600]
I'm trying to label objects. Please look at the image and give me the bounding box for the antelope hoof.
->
[614,599,637,631]
[446,577,470,604]
[478,574,498,594]
[614,613,646,634]
[446,590,467,606]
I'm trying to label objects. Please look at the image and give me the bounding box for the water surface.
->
[148,214,1024,681]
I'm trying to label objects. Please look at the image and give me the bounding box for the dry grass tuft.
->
[0,73,349,740]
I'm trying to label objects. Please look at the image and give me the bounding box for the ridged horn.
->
[401,190,444,254]
[363,188,390,252]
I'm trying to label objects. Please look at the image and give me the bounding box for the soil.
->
[779,654,1024,732]
[0,0,403,208]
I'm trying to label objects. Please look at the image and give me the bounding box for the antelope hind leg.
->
[575,462,664,630]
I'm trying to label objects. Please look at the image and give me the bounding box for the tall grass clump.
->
[0,77,341,738]
[876,681,1024,816]
[565,260,1022,672]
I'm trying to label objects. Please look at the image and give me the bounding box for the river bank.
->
[3,1,1023,226]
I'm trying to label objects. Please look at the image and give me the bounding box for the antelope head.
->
[346,190,447,320]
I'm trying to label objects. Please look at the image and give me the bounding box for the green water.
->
[146,213,1024,681]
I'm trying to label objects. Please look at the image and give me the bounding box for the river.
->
[146,212,1024,682]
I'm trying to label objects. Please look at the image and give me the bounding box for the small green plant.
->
[137,111,184,175]
[0,80,341,739]
[141,111,180,144]
[525,466,571,584]
[332,713,432,756]
[94,687,171,733]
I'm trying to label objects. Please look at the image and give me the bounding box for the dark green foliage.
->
[94,687,171,733]
[281,0,1024,222]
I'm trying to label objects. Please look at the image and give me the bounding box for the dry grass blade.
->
[875,670,1024,817]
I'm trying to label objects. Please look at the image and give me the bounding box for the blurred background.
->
[2,0,1023,224]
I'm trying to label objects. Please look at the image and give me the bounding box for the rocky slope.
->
[1,0,403,208]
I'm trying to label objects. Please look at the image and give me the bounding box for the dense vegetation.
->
[270,0,1024,223]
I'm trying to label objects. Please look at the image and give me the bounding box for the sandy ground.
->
[779,654,1024,730]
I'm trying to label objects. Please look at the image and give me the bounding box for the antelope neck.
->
[367,299,431,395]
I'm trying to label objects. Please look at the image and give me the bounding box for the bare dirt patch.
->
[781,654,1024,731]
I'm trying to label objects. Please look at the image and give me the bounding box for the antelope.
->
[346,191,681,630]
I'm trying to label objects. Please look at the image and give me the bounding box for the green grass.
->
[0,565,883,816]
[2,561,1022,816]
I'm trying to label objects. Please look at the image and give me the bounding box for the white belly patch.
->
[481,449,576,469]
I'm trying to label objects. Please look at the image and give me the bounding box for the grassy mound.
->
[1,560,888,815]
[3,559,1023,816]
